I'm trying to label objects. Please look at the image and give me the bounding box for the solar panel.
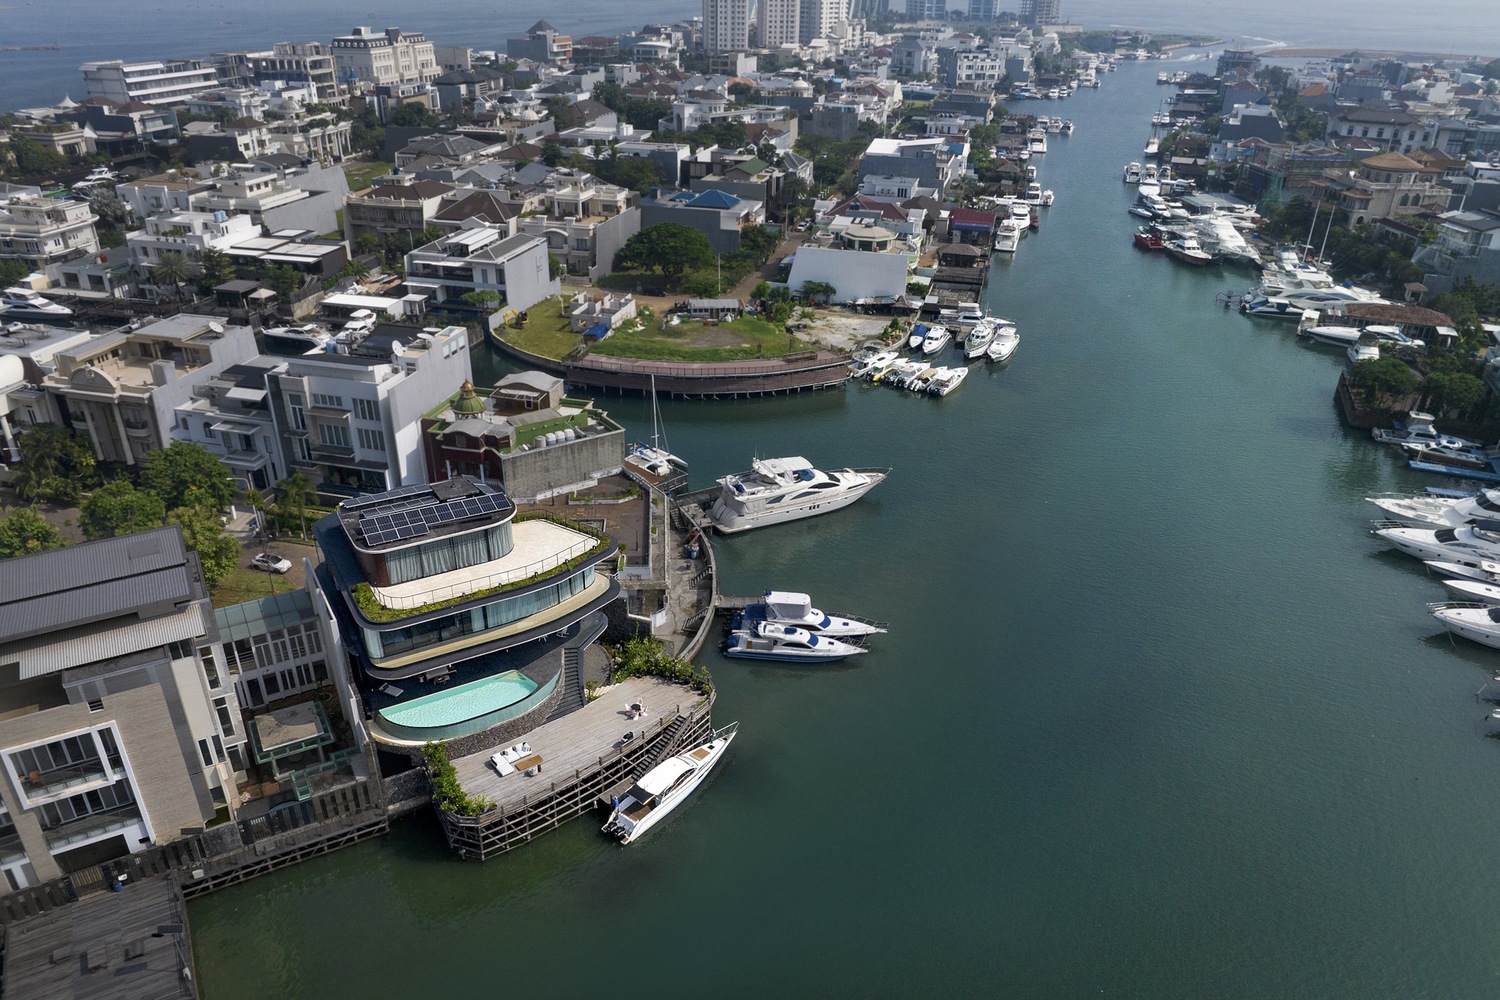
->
[343,482,431,511]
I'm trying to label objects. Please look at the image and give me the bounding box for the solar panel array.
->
[359,491,511,546]
[343,482,430,512]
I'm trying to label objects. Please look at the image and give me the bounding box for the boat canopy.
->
[765,591,813,618]
[637,756,695,796]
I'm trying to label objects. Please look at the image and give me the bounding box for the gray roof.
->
[0,527,200,645]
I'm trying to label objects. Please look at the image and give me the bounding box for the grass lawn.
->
[499,302,585,360]
[212,564,294,607]
[591,314,814,362]
[342,160,393,193]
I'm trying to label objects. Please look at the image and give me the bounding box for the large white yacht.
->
[964,319,997,359]
[722,621,868,662]
[1371,519,1500,564]
[1428,603,1500,651]
[994,217,1022,253]
[601,723,738,844]
[0,287,73,320]
[707,456,889,534]
[732,590,887,638]
[1366,490,1500,526]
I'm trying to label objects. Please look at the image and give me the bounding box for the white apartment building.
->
[125,211,260,280]
[405,230,559,315]
[758,0,802,49]
[266,325,472,499]
[0,196,100,271]
[330,26,437,88]
[800,0,849,44]
[703,0,751,53]
[0,527,247,887]
[80,59,220,106]
[171,357,288,492]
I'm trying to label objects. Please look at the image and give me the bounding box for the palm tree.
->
[801,281,836,306]
[149,250,192,301]
[276,472,317,540]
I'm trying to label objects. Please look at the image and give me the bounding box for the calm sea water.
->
[185,62,1500,999]
[0,0,1492,111]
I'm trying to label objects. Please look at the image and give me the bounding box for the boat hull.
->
[604,729,736,844]
[709,470,888,534]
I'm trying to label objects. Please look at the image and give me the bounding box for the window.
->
[263,672,280,696]
[357,427,386,451]
[88,698,104,712]
[198,739,214,767]
[288,393,307,431]
[313,393,345,409]
[352,397,379,421]
[213,697,236,737]
[199,647,222,689]
[319,423,350,448]
[203,426,215,440]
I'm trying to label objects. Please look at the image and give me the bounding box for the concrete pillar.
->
[0,410,17,464]
[79,402,107,462]
[110,404,135,466]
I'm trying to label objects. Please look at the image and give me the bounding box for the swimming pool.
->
[377,670,553,742]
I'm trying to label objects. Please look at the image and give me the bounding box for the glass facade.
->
[363,566,594,661]
[382,523,514,585]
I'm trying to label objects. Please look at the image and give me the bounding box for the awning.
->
[226,386,267,403]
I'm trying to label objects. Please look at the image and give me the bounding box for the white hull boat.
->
[987,323,1020,363]
[920,325,951,356]
[927,367,967,396]
[0,287,72,319]
[602,723,737,843]
[1372,519,1500,564]
[964,320,996,359]
[994,220,1021,253]
[627,374,688,475]
[1426,559,1500,585]
[1366,492,1474,526]
[1429,603,1500,651]
[907,325,926,350]
[708,456,889,534]
[733,590,887,638]
[723,621,867,662]
[1441,578,1500,604]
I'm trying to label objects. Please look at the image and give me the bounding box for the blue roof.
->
[687,188,740,209]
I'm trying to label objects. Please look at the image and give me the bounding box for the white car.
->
[251,552,292,574]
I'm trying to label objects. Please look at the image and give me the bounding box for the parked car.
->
[795,219,811,232]
[251,552,292,574]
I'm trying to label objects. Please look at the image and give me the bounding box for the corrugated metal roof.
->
[1,602,210,679]
[0,527,196,642]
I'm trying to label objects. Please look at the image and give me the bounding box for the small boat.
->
[1133,226,1166,250]
[1144,136,1160,157]
[1164,235,1214,266]
[964,319,996,359]
[263,323,333,353]
[708,456,889,534]
[907,323,927,351]
[1429,603,1500,651]
[987,322,1020,363]
[723,621,868,662]
[849,349,899,379]
[927,367,967,396]
[1123,162,1142,183]
[733,590,887,638]
[1061,120,1074,134]
[1440,578,1500,604]
[920,325,951,356]
[601,723,738,844]
[1347,343,1380,365]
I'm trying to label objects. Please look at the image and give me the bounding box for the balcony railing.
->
[18,758,126,804]
[371,538,603,611]
[43,802,145,851]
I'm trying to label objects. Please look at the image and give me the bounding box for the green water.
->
[190,64,1500,998]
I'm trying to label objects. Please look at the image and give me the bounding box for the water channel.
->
[189,61,1500,998]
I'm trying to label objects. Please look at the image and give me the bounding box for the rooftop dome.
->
[452,380,486,415]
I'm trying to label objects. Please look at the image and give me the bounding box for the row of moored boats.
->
[848,313,1021,397]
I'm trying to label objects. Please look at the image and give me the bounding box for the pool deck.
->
[452,676,699,813]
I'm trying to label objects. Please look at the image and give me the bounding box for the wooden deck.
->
[2,876,195,1000]
[453,676,700,813]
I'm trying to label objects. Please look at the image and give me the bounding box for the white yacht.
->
[0,287,73,319]
[1428,603,1500,651]
[627,374,689,476]
[849,348,899,379]
[1440,578,1500,604]
[1347,343,1380,365]
[1426,559,1500,586]
[964,319,997,359]
[733,590,887,638]
[723,621,868,662]
[1024,182,1055,207]
[987,321,1021,363]
[1371,518,1500,564]
[707,456,889,534]
[1366,490,1494,526]
[1029,129,1048,154]
[920,325,951,356]
[263,323,333,353]
[1144,136,1160,157]
[927,367,967,396]
[907,324,927,350]
[1123,162,1142,183]
[1164,234,1214,266]
[601,723,738,844]
[994,218,1022,253]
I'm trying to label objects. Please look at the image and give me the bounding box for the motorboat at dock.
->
[921,325,952,355]
[1428,603,1500,651]
[723,621,868,662]
[732,590,887,638]
[1371,518,1500,563]
[708,456,890,533]
[987,321,1021,363]
[1367,488,1500,526]
[601,723,738,844]
[926,367,967,396]
[0,287,73,320]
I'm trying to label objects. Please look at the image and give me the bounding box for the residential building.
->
[859,136,968,194]
[213,588,341,712]
[330,26,437,88]
[188,161,349,235]
[800,0,848,44]
[171,358,288,492]
[938,48,1007,90]
[0,196,99,272]
[432,67,507,112]
[1326,108,1432,154]
[703,0,751,53]
[0,527,247,886]
[420,374,626,500]
[1413,207,1500,296]
[968,0,999,18]
[688,154,789,206]
[904,0,947,20]
[117,171,214,219]
[213,43,343,103]
[786,221,913,303]
[404,230,559,315]
[511,170,640,282]
[41,314,259,465]
[1308,150,1449,227]
[506,21,574,66]
[63,98,179,156]
[314,474,621,746]
[1019,0,1061,25]
[342,179,455,247]
[80,58,220,106]
[640,187,766,255]
[183,116,278,162]
[265,324,471,499]
[125,210,260,280]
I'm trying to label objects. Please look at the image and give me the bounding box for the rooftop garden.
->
[499,304,816,364]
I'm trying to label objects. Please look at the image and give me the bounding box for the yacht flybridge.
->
[708,456,889,534]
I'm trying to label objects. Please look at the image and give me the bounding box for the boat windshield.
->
[1479,495,1500,513]
[796,469,816,482]
[1487,608,1500,624]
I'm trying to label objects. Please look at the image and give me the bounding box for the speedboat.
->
[994,218,1021,253]
[1123,162,1142,183]
[1371,412,1490,468]
[1133,226,1166,250]
[1440,577,1500,604]
[263,323,332,353]
[920,325,951,356]
[849,349,899,379]
[907,323,927,350]
[1164,235,1214,266]
[1428,603,1500,651]
[1298,321,1364,346]
[1371,518,1500,563]
[1425,559,1500,586]
[1366,489,1500,526]
[987,322,1020,363]
[1061,120,1074,134]
[0,287,72,319]
[1347,343,1380,364]
[927,367,967,396]
[723,621,868,662]
[708,456,889,534]
[601,723,738,844]
[733,590,887,638]
[964,319,997,359]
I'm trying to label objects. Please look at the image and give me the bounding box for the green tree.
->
[141,441,234,513]
[266,263,302,302]
[416,225,446,248]
[79,479,167,539]
[614,223,715,289]
[276,472,318,539]
[0,507,64,557]
[194,246,236,295]
[149,250,193,300]
[1422,370,1485,417]
[88,188,133,229]
[1353,357,1419,406]
[0,260,30,287]
[801,280,836,305]
[11,139,68,177]
[167,504,238,588]
[387,102,438,128]
[339,257,372,282]
[354,233,381,257]
[544,95,581,131]
[12,424,97,504]
[462,289,501,313]
[548,253,564,279]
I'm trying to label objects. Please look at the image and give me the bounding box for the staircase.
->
[634,715,688,778]
[544,648,585,723]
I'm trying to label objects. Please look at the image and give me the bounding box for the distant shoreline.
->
[1264,46,1493,60]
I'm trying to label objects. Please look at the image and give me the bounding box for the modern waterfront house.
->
[315,475,621,749]
[0,527,246,887]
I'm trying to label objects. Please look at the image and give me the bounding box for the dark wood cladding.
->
[490,334,852,399]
